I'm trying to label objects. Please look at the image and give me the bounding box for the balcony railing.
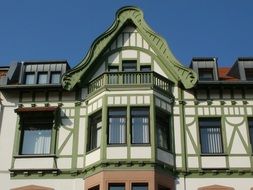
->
[88,71,173,94]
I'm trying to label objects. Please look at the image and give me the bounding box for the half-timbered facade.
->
[0,6,252,190]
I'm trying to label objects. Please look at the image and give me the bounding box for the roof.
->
[62,6,197,90]
[218,67,238,81]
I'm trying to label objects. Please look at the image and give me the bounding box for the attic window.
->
[245,68,253,81]
[198,68,214,81]
[122,60,137,72]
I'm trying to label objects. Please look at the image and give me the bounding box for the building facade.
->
[0,6,253,190]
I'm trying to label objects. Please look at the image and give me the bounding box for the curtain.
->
[132,117,149,144]
[22,129,51,154]
[201,127,222,154]
[109,117,126,144]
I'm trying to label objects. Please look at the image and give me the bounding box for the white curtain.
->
[201,127,222,153]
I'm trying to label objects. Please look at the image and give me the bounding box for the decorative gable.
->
[62,6,197,90]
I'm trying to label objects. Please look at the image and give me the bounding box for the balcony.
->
[88,71,173,95]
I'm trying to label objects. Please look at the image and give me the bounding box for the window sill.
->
[157,147,173,154]
[131,143,151,146]
[14,154,57,158]
[86,147,100,155]
[107,144,127,147]
[200,153,227,157]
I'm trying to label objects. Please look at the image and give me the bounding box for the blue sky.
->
[0,0,253,68]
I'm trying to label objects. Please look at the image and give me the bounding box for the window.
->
[24,72,35,84]
[131,108,149,144]
[51,72,61,84]
[109,183,125,190]
[199,118,223,154]
[248,118,253,151]
[20,112,54,155]
[245,69,253,80]
[123,60,137,84]
[198,68,214,81]
[37,72,48,84]
[156,109,171,151]
[87,111,102,151]
[122,60,137,72]
[140,65,151,71]
[108,108,126,144]
[132,183,148,190]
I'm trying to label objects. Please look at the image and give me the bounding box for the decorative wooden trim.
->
[11,185,54,190]
[198,184,234,190]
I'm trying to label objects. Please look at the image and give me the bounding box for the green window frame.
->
[248,118,253,152]
[199,118,223,154]
[87,110,102,152]
[131,107,150,144]
[17,109,58,155]
[108,108,127,145]
[156,109,171,152]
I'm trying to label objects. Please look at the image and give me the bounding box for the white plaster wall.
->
[139,51,151,63]
[57,158,72,169]
[91,62,105,81]
[85,149,100,166]
[6,177,84,190]
[108,52,120,64]
[122,50,138,58]
[176,156,182,168]
[181,178,253,190]
[107,147,127,159]
[201,156,226,168]
[157,149,174,165]
[229,156,251,168]
[154,61,167,78]
[187,157,199,168]
[0,106,17,171]
[174,116,181,154]
[14,158,54,169]
[78,118,86,155]
[131,147,151,159]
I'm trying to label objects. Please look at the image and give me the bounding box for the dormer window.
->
[198,68,214,81]
[25,72,35,84]
[50,72,61,84]
[38,72,48,84]
[245,68,253,81]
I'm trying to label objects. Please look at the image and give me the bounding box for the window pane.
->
[156,110,170,151]
[131,108,149,144]
[51,72,61,84]
[108,108,126,144]
[88,111,102,151]
[122,60,137,72]
[20,113,53,155]
[198,68,214,81]
[132,183,148,190]
[25,73,35,84]
[199,118,223,154]
[38,72,48,84]
[22,128,51,154]
[109,184,125,190]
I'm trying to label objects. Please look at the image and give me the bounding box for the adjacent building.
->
[0,6,252,190]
